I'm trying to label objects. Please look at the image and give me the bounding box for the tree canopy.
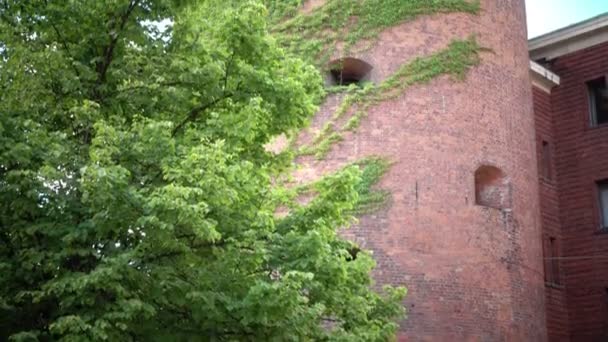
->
[0,0,405,340]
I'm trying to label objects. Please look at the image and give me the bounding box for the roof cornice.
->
[529,12,608,60]
[529,60,560,93]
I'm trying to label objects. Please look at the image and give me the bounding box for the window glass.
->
[588,77,608,126]
[541,141,551,180]
[600,183,608,229]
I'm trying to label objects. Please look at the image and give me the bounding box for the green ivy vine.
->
[297,37,482,159]
[268,0,479,65]
[349,157,392,215]
[280,156,392,215]
[267,0,483,213]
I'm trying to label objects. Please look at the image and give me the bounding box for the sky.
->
[526,0,608,38]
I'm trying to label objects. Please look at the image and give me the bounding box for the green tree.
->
[0,0,405,340]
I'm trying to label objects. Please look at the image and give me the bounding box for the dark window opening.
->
[598,180,608,229]
[474,165,511,209]
[328,58,372,86]
[543,240,548,283]
[587,76,608,126]
[541,140,552,180]
[544,236,560,285]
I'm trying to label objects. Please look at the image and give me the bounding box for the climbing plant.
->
[269,0,479,64]
[264,0,482,160]
[0,0,485,340]
[0,0,409,340]
[267,1,484,230]
[280,156,392,215]
[297,37,482,158]
[348,157,393,215]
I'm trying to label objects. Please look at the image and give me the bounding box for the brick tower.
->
[291,0,546,340]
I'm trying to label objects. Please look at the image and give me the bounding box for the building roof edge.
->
[529,60,560,93]
[528,12,608,60]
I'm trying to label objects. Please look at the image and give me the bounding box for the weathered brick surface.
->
[296,0,546,340]
[542,40,608,341]
[533,87,571,342]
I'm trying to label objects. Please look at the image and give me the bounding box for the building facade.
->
[289,1,608,340]
[293,0,547,340]
[530,13,608,342]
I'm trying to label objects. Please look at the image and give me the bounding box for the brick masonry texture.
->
[538,40,608,341]
[534,87,570,341]
[294,0,547,340]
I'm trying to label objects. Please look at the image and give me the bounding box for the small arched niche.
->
[474,165,511,209]
[328,57,373,86]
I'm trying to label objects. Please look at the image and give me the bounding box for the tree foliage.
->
[0,0,405,340]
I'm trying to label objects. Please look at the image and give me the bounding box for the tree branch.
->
[108,80,205,97]
[171,93,233,137]
[94,0,140,100]
[50,24,80,76]
[138,239,225,264]
[43,0,81,79]
[145,91,232,184]
[223,51,236,91]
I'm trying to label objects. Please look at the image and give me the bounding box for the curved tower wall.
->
[294,0,546,340]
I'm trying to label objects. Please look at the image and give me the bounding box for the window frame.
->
[549,237,560,285]
[587,75,608,127]
[598,180,608,230]
[543,235,561,287]
[541,140,552,181]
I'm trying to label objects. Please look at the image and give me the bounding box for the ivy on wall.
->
[267,0,483,213]
[268,0,479,64]
[277,156,392,215]
[349,157,392,215]
[297,37,482,159]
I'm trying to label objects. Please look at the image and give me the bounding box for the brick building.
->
[294,0,547,340]
[530,13,608,342]
[290,1,608,340]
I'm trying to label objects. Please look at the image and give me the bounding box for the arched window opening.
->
[474,165,511,209]
[328,58,373,86]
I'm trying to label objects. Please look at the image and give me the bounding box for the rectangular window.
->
[550,237,560,284]
[587,76,608,127]
[541,140,552,180]
[543,238,549,283]
[544,236,560,285]
[598,181,608,229]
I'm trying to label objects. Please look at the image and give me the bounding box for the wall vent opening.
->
[328,58,373,86]
[474,165,511,209]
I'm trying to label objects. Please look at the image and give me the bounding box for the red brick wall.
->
[294,0,546,340]
[533,86,571,341]
[545,40,608,341]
